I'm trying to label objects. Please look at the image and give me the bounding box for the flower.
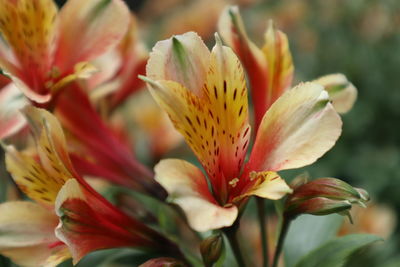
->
[218,6,357,131]
[1,106,180,265]
[200,234,224,266]
[284,178,370,220]
[141,32,342,232]
[0,0,130,104]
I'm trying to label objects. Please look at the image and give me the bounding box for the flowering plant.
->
[0,1,387,267]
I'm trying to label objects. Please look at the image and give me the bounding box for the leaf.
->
[284,214,343,267]
[381,257,400,267]
[75,248,150,267]
[295,234,382,267]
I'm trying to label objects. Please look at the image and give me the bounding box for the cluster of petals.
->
[141,29,344,231]
[218,6,357,129]
[0,0,165,198]
[0,107,176,266]
[0,0,361,265]
[0,0,130,104]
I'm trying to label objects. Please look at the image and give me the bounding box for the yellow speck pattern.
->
[0,0,58,80]
[6,147,69,206]
[149,44,251,196]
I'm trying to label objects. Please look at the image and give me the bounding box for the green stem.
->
[272,217,291,267]
[223,223,246,267]
[257,198,269,267]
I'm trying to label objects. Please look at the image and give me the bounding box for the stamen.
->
[249,171,258,181]
[229,178,239,187]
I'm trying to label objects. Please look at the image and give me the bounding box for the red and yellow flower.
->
[0,0,130,104]
[218,6,357,131]
[0,107,181,266]
[141,32,342,231]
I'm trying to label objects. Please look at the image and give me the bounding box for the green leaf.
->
[295,234,382,267]
[75,248,154,267]
[381,257,400,267]
[284,214,343,267]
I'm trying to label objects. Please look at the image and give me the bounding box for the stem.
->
[223,223,246,267]
[272,217,291,267]
[257,198,269,267]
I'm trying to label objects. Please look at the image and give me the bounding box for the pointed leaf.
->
[295,234,382,267]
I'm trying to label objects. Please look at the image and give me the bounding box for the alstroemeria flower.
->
[0,0,130,104]
[141,32,342,232]
[2,107,181,265]
[218,6,357,130]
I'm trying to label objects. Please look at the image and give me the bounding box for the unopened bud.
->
[139,257,185,267]
[284,178,369,220]
[200,234,223,266]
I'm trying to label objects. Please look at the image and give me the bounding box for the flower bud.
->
[200,234,224,266]
[284,178,369,219]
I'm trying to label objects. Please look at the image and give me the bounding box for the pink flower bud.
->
[284,178,369,218]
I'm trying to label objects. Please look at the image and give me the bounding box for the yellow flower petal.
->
[235,171,292,202]
[0,0,58,77]
[218,6,269,129]
[247,82,342,172]
[5,147,68,205]
[155,159,238,232]
[22,106,75,178]
[219,7,294,129]
[5,107,74,205]
[146,31,210,96]
[203,38,251,181]
[262,20,294,110]
[143,34,250,201]
[143,77,224,193]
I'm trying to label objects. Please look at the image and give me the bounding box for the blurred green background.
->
[1,0,399,266]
